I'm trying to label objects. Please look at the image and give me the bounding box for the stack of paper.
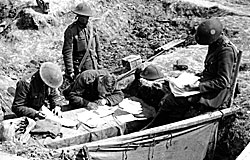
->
[169,72,200,97]
[118,98,143,114]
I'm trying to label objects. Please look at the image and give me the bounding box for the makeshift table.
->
[37,97,156,149]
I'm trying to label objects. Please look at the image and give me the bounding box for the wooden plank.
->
[236,142,250,160]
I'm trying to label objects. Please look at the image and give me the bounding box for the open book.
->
[169,72,200,97]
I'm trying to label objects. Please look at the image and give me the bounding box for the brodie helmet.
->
[195,18,223,45]
[140,64,164,81]
[39,62,63,88]
[72,2,93,17]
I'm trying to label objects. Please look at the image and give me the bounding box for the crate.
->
[122,55,142,71]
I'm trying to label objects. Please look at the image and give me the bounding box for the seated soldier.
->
[12,62,63,120]
[149,18,238,127]
[63,69,124,110]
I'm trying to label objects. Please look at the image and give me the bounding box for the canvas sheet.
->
[88,122,218,160]
[40,97,156,149]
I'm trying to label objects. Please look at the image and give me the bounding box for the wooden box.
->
[122,55,142,71]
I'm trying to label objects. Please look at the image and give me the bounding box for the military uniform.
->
[156,35,238,125]
[12,71,60,119]
[62,21,102,76]
[195,35,238,108]
[63,69,124,108]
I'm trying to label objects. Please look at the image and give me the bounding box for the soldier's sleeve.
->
[12,80,37,119]
[62,26,74,75]
[199,47,235,93]
[63,72,92,108]
[105,88,124,106]
[94,27,103,64]
[48,88,61,110]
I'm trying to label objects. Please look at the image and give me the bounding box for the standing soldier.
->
[62,2,103,81]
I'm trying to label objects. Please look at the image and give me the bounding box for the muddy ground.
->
[0,0,250,159]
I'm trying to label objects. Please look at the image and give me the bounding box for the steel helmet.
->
[140,64,164,81]
[195,18,223,45]
[72,2,92,17]
[39,62,63,88]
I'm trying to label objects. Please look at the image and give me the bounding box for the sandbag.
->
[30,119,62,139]
[0,117,36,144]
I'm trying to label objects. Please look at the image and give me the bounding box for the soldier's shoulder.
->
[21,71,38,84]
[17,77,30,87]
[65,22,78,30]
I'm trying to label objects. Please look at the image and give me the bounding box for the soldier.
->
[12,62,63,120]
[149,18,238,127]
[123,64,166,108]
[62,2,103,81]
[63,69,124,110]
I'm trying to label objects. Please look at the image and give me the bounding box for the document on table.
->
[169,72,200,97]
[40,106,78,128]
[77,105,117,128]
[93,105,117,118]
[118,98,143,114]
[77,111,101,128]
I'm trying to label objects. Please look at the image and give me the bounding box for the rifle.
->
[116,39,185,82]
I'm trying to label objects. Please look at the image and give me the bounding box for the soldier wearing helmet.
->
[147,18,239,127]
[63,69,124,110]
[140,64,164,81]
[12,62,63,120]
[62,2,103,81]
[123,64,166,108]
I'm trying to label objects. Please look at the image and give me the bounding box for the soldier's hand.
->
[65,72,75,82]
[87,102,98,110]
[52,106,62,118]
[184,81,200,91]
[95,99,108,106]
[35,111,46,120]
[69,73,75,80]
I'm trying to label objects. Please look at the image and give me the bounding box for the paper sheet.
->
[169,72,200,97]
[77,105,116,128]
[93,105,117,118]
[41,106,78,128]
[118,98,143,114]
[77,111,101,128]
